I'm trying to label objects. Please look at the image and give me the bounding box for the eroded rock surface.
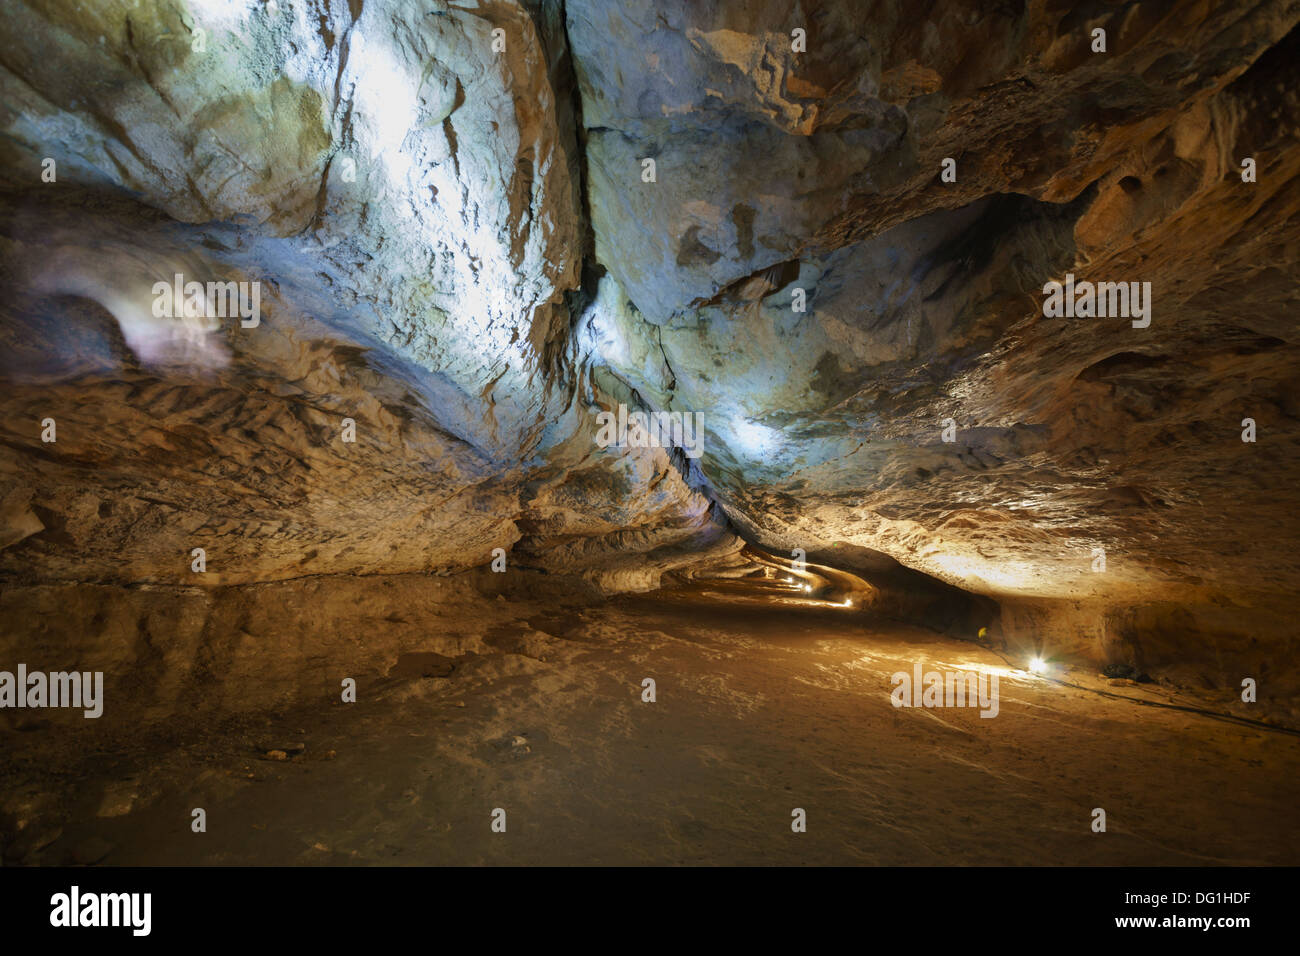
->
[565,0,1300,668]
[0,0,1297,717]
[0,0,728,598]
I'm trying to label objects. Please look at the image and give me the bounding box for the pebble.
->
[262,743,305,759]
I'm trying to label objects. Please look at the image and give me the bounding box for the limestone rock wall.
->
[0,1,1297,696]
[563,0,1300,672]
[0,0,728,594]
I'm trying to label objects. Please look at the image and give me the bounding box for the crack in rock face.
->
[0,1,1298,752]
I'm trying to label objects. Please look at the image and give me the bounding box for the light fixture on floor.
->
[1028,656,1048,674]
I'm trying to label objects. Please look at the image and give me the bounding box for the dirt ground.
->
[3,585,1297,866]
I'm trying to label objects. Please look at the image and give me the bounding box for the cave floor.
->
[4,590,1297,866]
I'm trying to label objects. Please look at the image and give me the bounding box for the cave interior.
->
[0,0,1298,867]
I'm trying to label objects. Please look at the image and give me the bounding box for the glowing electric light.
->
[842,598,853,608]
[803,584,812,593]
[1028,657,1048,674]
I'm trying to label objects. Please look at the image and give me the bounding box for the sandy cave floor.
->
[3,588,1297,867]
